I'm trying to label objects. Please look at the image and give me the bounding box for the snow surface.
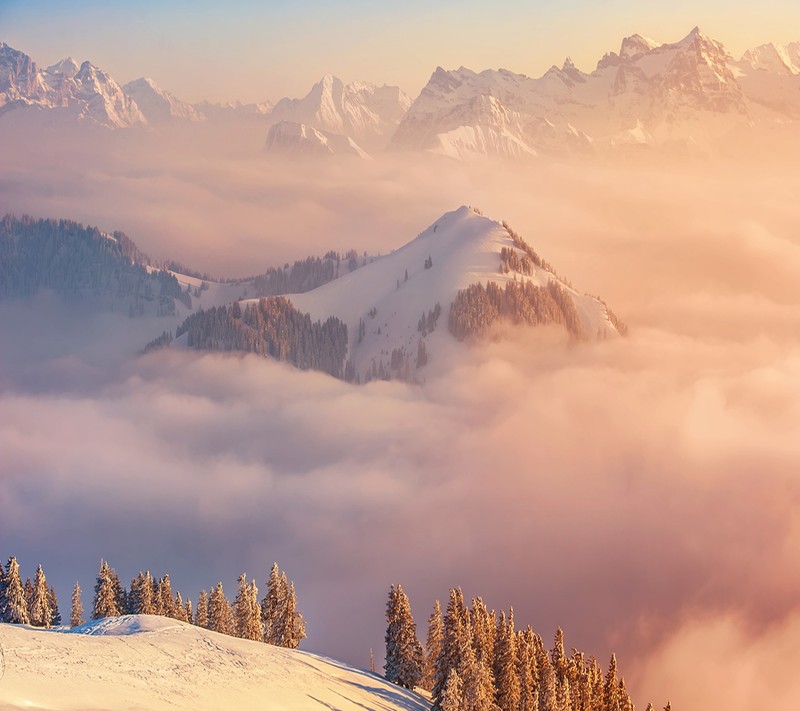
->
[0,616,428,711]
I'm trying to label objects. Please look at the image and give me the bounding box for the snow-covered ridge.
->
[0,616,428,711]
[264,120,371,158]
[275,205,621,382]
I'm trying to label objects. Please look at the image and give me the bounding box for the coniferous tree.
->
[551,627,571,711]
[384,584,424,690]
[261,563,284,644]
[1,556,30,624]
[159,574,176,618]
[494,610,519,711]
[195,589,209,628]
[93,560,121,620]
[208,582,232,635]
[440,668,464,711]
[24,577,33,616]
[421,600,443,691]
[48,585,61,626]
[433,588,473,709]
[185,598,193,625]
[129,571,156,615]
[533,632,556,711]
[29,564,53,628]
[282,581,306,649]
[618,678,634,711]
[71,582,84,628]
[462,649,496,711]
[517,628,539,711]
[233,573,263,641]
[174,592,188,622]
[471,597,497,669]
[604,654,620,711]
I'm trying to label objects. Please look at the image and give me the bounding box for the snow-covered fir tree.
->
[260,564,305,648]
[422,600,443,691]
[604,654,620,711]
[93,560,121,620]
[174,591,188,622]
[28,564,53,628]
[129,571,156,615]
[384,584,424,690]
[208,582,232,634]
[71,582,84,628]
[48,585,61,626]
[0,556,29,624]
[233,573,263,641]
[516,628,538,711]
[158,574,176,618]
[494,610,519,711]
[440,668,464,711]
[471,597,497,670]
[261,563,284,643]
[195,589,209,628]
[432,587,473,708]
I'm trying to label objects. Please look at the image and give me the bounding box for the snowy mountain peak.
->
[46,56,80,78]
[267,74,410,149]
[619,33,659,59]
[123,76,205,123]
[285,205,622,382]
[740,42,800,75]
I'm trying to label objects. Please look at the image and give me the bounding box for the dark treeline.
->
[252,249,364,296]
[0,555,305,649]
[176,297,348,378]
[0,214,187,316]
[449,280,584,341]
[385,584,673,711]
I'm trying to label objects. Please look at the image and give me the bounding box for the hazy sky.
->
[3,0,800,102]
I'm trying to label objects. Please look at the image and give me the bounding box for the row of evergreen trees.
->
[91,560,306,648]
[448,280,584,341]
[0,556,61,627]
[176,297,348,378]
[385,585,673,711]
[0,214,185,316]
[0,556,305,650]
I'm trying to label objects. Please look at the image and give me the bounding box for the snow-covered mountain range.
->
[2,28,799,152]
[393,27,800,158]
[0,616,427,711]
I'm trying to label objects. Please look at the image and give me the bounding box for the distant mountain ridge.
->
[2,28,799,151]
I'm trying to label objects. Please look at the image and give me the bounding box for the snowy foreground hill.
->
[0,615,428,711]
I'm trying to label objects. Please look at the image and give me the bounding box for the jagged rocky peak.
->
[46,57,80,78]
[619,33,659,60]
[740,42,800,75]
